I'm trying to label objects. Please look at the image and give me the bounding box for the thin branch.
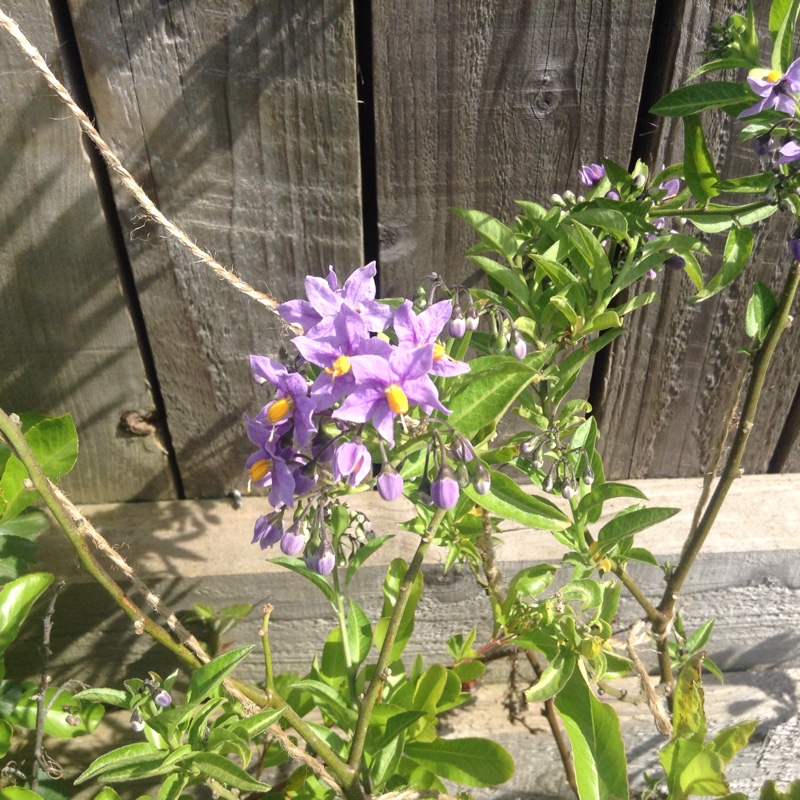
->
[626,621,671,737]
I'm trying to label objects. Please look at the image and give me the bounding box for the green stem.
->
[347,508,445,773]
[647,200,769,218]
[333,568,357,700]
[655,260,800,684]
[260,604,275,697]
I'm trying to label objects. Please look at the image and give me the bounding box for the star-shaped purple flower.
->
[277,262,393,336]
[777,139,800,164]
[740,60,800,118]
[333,347,449,446]
[250,356,317,447]
[393,300,470,378]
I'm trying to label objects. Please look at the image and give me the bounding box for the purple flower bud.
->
[307,541,336,576]
[449,307,467,338]
[519,437,537,456]
[130,709,145,733]
[604,190,621,201]
[152,689,172,708]
[632,174,646,190]
[252,515,283,549]
[755,133,773,156]
[578,163,606,187]
[280,525,306,556]
[465,305,479,331]
[377,463,404,501]
[333,441,372,487]
[664,254,686,271]
[790,229,800,261]
[510,331,527,360]
[473,463,491,495]
[659,178,681,200]
[561,481,576,500]
[431,464,460,509]
[645,269,657,280]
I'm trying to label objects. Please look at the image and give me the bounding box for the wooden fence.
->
[0,0,798,504]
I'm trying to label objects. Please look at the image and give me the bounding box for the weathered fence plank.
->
[592,0,800,478]
[371,0,658,299]
[0,0,176,502]
[67,0,363,498]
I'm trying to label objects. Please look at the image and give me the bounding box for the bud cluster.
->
[520,431,594,499]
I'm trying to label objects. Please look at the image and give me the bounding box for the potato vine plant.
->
[0,2,800,799]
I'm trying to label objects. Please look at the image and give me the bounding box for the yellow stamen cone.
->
[385,383,409,414]
[267,396,294,423]
[248,458,271,482]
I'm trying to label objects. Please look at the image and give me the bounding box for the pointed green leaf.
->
[191,752,271,792]
[554,670,629,800]
[673,652,707,742]
[186,646,253,704]
[463,469,570,531]
[524,650,576,702]
[746,280,777,340]
[76,742,165,784]
[576,483,648,525]
[404,737,515,788]
[347,600,373,667]
[468,255,530,307]
[680,745,728,796]
[270,556,335,603]
[231,707,285,739]
[710,719,758,766]
[597,506,679,549]
[690,225,754,303]
[345,535,393,587]
[683,114,719,204]
[650,82,754,117]
[0,573,53,655]
[156,773,189,800]
[453,208,517,262]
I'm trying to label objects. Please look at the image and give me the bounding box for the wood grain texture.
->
[0,0,176,502]
[371,0,658,299]
[593,0,800,478]
[67,0,363,497]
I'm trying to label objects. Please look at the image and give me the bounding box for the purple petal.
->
[341,262,378,303]
[250,356,288,387]
[305,276,341,317]
[326,266,339,291]
[278,299,321,332]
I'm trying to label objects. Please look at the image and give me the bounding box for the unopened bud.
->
[510,331,527,360]
[455,461,470,489]
[473,464,491,495]
[449,306,467,338]
[542,470,555,493]
[465,305,479,331]
[561,481,576,500]
[582,466,595,486]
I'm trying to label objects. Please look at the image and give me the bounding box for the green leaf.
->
[565,220,614,293]
[270,556,335,604]
[686,202,777,234]
[73,687,129,707]
[0,416,78,523]
[683,114,719,204]
[290,680,358,730]
[0,509,49,538]
[771,0,800,72]
[555,670,628,800]
[412,665,448,715]
[673,652,707,742]
[715,172,774,194]
[505,564,558,611]
[468,255,530,307]
[76,742,165,784]
[453,208,517,263]
[690,225,754,303]
[710,719,758,766]
[650,82,754,117]
[92,790,124,800]
[680,746,728,796]
[231,707,285,739]
[347,600,373,667]
[570,208,629,239]
[0,535,38,584]
[345,535,393,587]
[0,573,53,655]
[371,729,406,789]
[463,469,570,531]
[597,506,679,549]
[449,358,538,438]
[685,618,715,653]
[0,789,47,800]
[576,483,648,526]
[524,650,576,702]
[186,646,253,704]
[0,718,12,758]
[190,752,271,792]
[746,280,777,340]
[404,737,515,788]
[156,773,189,800]
[551,328,625,405]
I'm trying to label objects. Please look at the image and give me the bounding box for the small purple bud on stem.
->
[280,525,306,556]
[377,463,404,501]
[431,464,460,509]
[449,306,466,338]
[465,305,479,331]
[664,254,686,271]
[130,709,145,733]
[152,689,172,708]
[510,331,527,360]
[561,481,576,500]
[308,541,336,576]
[790,229,800,261]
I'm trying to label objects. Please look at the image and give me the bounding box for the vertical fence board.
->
[594,0,800,479]
[0,0,176,502]
[371,0,658,300]
[68,0,363,498]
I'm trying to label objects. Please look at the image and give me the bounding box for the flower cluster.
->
[245,262,488,575]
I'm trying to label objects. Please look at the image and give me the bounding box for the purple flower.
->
[740,60,800,118]
[659,178,681,200]
[578,163,605,187]
[277,263,393,336]
[152,689,172,708]
[250,357,317,447]
[377,463,404,501]
[333,441,372,487]
[280,525,306,556]
[393,300,469,377]
[245,420,307,508]
[664,254,686,271]
[431,464,460,509]
[789,229,800,260]
[777,139,800,164]
[252,514,283,549]
[307,540,336,576]
[293,306,392,410]
[333,347,449,446]
[130,709,144,733]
